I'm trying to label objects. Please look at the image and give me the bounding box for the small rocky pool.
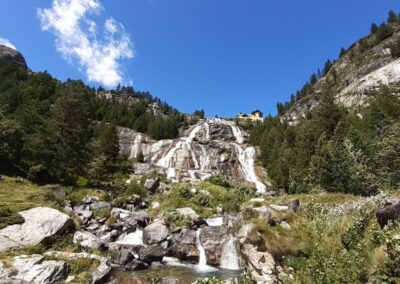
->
[109,265,244,283]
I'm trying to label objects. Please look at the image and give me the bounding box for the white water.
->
[156,118,266,193]
[115,229,143,246]
[196,229,217,272]
[234,145,267,193]
[220,236,241,270]
[157,124,203,170]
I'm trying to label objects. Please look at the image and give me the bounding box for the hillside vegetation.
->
[250,11,400,196]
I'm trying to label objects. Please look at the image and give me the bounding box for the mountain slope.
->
[0,45,28,69]
[282,20,400,125]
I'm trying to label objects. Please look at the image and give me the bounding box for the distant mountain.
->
[281,20,400,125]
[0,45,28,69]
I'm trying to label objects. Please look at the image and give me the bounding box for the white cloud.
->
[37,0,134,87]
[0,37,16,50]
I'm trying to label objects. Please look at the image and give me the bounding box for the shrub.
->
[163,211,193,227]
[206,175,232,188]
[0,207,24,230]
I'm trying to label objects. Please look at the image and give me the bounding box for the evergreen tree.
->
[371,23,378,34]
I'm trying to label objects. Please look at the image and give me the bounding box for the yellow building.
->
[236,110,264,122]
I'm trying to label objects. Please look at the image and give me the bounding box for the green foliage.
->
[0,207,24,230]
[163,211,193,227]
[341,216,371,250]
[250,91,400,195]
[0,58,185,186]
[205,175,233,188]
[193,278,226,284]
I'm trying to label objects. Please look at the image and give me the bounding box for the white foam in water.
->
[206,217,224,227]
[115,229,143,246]
[220,236,241,270]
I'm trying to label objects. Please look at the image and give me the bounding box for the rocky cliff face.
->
[0,45,28,69]
[120,118,268,193]
[282,26,400,125]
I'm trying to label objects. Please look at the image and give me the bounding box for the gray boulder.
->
[143,222,169,245]
[376,200,400,229]
[11,255,68,284]
[0,207,73,252]
[199,226,228,266]
[73,231,105,250]
[169,228,199,263]
[139,244,167,263]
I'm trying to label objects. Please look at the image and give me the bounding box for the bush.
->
[163,211,193,227]
[0,207,24,229]
[206,175,233,188]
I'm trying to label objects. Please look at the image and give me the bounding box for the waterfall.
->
[234,144,267,193]
[220,236,241,270]
[157,124,203,169]
[195,229,217,272]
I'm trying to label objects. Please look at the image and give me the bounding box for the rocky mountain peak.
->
[0,45,28,69]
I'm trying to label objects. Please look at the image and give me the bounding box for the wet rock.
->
[377,200,400,229]
[124,259,149,271]
[199,226,228,266]
[139,245,167,263]
[0,207,73,252]
[169,228,199,263]
[143,222,169,245]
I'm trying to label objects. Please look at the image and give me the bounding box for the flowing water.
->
[153,118,267,193]
[195,229,217,272]
[220,236,242,270]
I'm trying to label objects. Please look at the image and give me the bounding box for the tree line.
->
[0,58,185,186]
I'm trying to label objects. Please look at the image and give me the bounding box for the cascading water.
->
[234,145,267,193]
[220,236,242,270]
[155,118,266,193]
[195,229,217,272]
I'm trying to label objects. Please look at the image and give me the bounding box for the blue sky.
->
[0,0,399,117]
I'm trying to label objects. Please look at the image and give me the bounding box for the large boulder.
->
[169,228,199,263]
[0,207,73,252]
[199,226,228,266]
[143,222,169,245]
[139,244,167,263]
[376,200,400,228]
[7,255,68,284]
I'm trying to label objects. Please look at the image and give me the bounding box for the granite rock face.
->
[0,207,73,252]
[0,45,28,69]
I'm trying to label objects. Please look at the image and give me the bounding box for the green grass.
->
[246,191,400,283]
